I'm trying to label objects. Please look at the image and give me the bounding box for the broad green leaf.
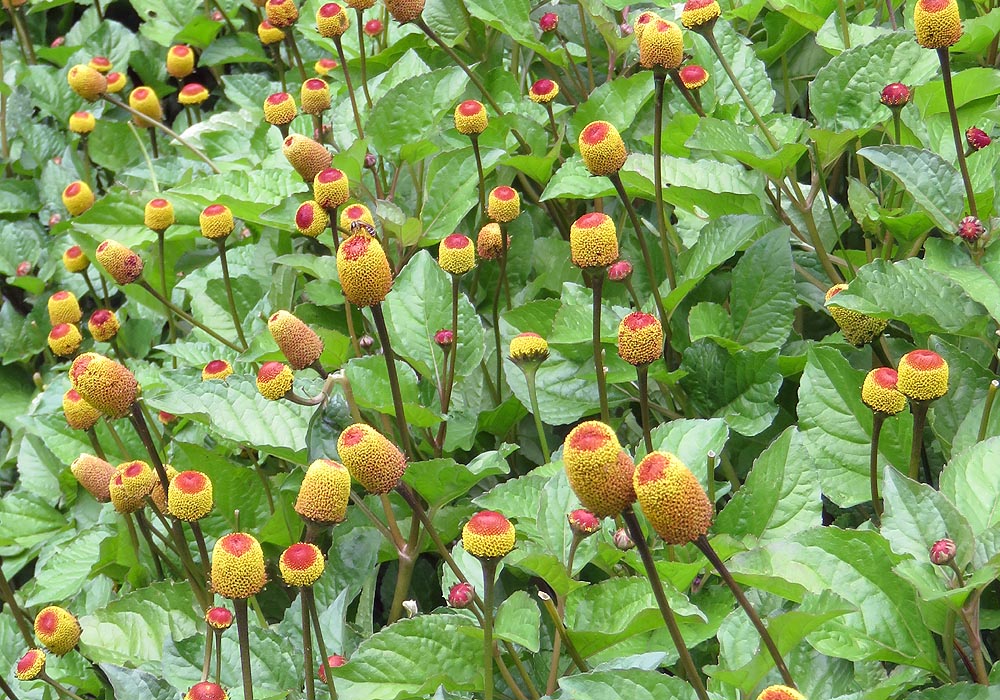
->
[0,492,69,548]
[858,146,964,231]
[0,179,41,214]
[728,228,796,351]
[689,20,775,122]
[101,664,176,700]
[796,346,912,508]
[923,237,1000,326]
[24,526,112,606]
[570,73,653,142]
[494,590,541,652]
[463,0,560,62]
[810,33,939,131]
[170,169,309,225]
[420,146,504,243]
[554,669,700,700]
[686,118,808,180]
[939,437,1000,539]
[130,0,201,45]
[647,418,729,475]
[344,354,443,428]
[404,451,510,508]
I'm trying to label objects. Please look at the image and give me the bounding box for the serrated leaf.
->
[101,664,176,700]
[729,228,795,350]
[858,146,964,231]
[554,669,700,700]
[493,590,541,652]
[939,437,1000,541]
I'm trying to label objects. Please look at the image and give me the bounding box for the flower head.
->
[150,464,178,515]
[617,311,663,366]
[48,290,82,325]
[608,259,633,282]
[318,655,346,682]
[70,453,115,501]
[185,682,230,700]
[205,607,234,630]
[448,582,475,608]
[269,310,324,370]
[528,78,559,104]
[337,424,407,493]
[462,511,516,559]
[264,92,297,126]
[105,71,127,93]
[283,134,333,181]
[476,223,506,260]
[257,361,295,400]
[144,198,175,232]
[438,233,476,275]
[258,20,286,44]
[880,82,911,107]
[314,167,350,208]
[639,19,684,70]
[266,0,299,27]
[930,537,956,565]
[385,0,424,23]
[88,309,120,342]
[211,532,267,599]
[295,200,329,238]
[966,126,991,151]
[897,349,949,401]
[62,180,95,216]
[301,78,331,114]
[128,87,163,128]
[539,12,558,32]
[200,204,234,239]
[757,687,805,700]
[317,2,350,36]
[62,245,89,273]
[680,0,720,28]
[14,649,46,681]
[562,421,635,517]
[508,332,549,365]
[67,64,107,101]
[179,83,210,106]
[579,121,627,176]
[48,323,82,357]
[487,186,520,223]
[69,353,139,418]
[364,18,383,35]
[280,542,326,586]
[340,203,374,229]
[109,460,156,513]
[295,459,352,523]
[824,284,888,347]
[435,329,454,348]
[34,607,81,656]
[570,212,618,268]
[913,0,962,49]
[957,215,985,241]
[315,57,339,74]
[454,100,488,136]
[633,451,713,544]
[632,10,660,41]
[861,367,906,415]
[168,470,214,522]
[63,389,102,431]
[96,239,143,285]
[336,234,393,307]
[166,44,196,78]
[68,111,96,135]
[88,56,112,73]
[568,509,601,536]
[679,64,709,90]
[203,359,234,381]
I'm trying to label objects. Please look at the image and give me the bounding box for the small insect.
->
[349,220,377,238]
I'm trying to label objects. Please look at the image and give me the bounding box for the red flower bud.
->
[364,18,383,35]
[607,259,633,281]
[568,509,600,536]
[448,582,475,608]
[966,126,991,151]
[930,538,956,565]
[880,82,911,107]
[957,215,985,241]
[434,329,454,348]
[539,12,558,32]
[318,654,346,682]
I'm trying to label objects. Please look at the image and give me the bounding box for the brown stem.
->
[234,599,254,700]
[334,36,366,138]
[937,48,978,218]
[0,559,34,646]
[371,303,414,458]
[870,412,886,522]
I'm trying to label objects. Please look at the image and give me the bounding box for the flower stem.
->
[652,72,683,261]
[7,6,35,64]
[140,280,244,352]
[305,587,339,700]
[706,451,717,506]
[522,366,550,463]
[0,558,34,646]
[388,514,420,623]
[979,380,999,443]
[908,400,929,481]
[937,48,978,218]
[285,31,308,82]
[0,674,20,700]
[214,629,223,684]
[190,520,212,579]
[39,673,86,700]
[666,69,706,118]
[637,364,652,453]
[371,303,414,458]
[215,239,249,350]
[621,509,708,699]
[302,590,316,700]
[481,559,499,700]
[584,269,610,423]
[870,411,886,522]
[158,230,178,350]
[334,36,366,138]
[355,9,374,108]
[471,135,486,224]
[201,622,214,681]
[101,95,220,173]
[538,590,590,672]
[131,511,166,579]
[85,428,107,460]
[575,3,596,92]
[435,276,461,450]
[693,534,796,688]
[234,598,254,700]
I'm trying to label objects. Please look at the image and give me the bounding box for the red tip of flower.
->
[283,543,319,569]
[870,367,899,389]
[222,532,254,556]
[149,198,169,208]
[181,83,206,96]
[319,2,342,15]
[16,260,30,275]
[258,361,287,382]
[296,203,315,229]
[171,45,191,56]
[466,510,511,535]
[206,607,232,627]
[16,650,42,674]
[493,186,516,201]
[448,582,474,607]
[567,422,612,451]
[133,88,150,100]
[906,349,945,370]
[608,260,633,281]
[72,110,90,119]
[36,610,58,634]
[91,56,110,66]
[52,290,70,300]
[340,424,365,447]
[623,311,657,330]
[581,121,610,145]
[635,452,670,486]
[175,471,207,494]
[205,359,229,374]
[90,309,112,325]
[67,389,82,401]
[268,92,291,105]
[66,245,84,258]
[65,182,81,197]
[444,233,469,249]
[967,127,991,151]
[919,0,950,10]
[305,78,326,90]
[880,82,911,107]
[187,682,228,700]
[318,58,338,68]
[459,100,483,116]
[364,18,382,34]
[684,0,715,8]
[50,323,72,339]
[341,235,369,260]
[347,205,364,218]
[531,78,555,95]
[655,19,669,30]
[317,168,344,183]
[124,462,144,478]
[575,212,606,229]
[204,204,227,216]
[434,329,454,346]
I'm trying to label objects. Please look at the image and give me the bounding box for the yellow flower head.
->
[914,0,962,49]
[679,64,709,90]
[144,198,175,232]
[63,389,102,431]
[88,56,112,73]
[14,649,46,681]
[454,100,488,136]
[128,87,163,128]
[283,134,333,181]
[48,290,82,325]
[897,349,949,401]
[562,421,635,517]
[757,686,806,700]
[96,239,144,285]
[336,234,393,307]
[301,78,331,115]
[88,309,120,342]
[69,353,140,418]
[105,71,127,93]
[295,459,352,523]
[340,203,374,230]
[862,367,907,415]
[268,310,324,370]
[48,323,82,357]
[476,223,506,260]
[280,542,326,586]
[824,284,888,347]
[314,167,350,209]
[168,470,214,522]
[316,2,350,37]
[570,212,618,268]
[462,511,516,559]
[166,44,196,79]
[33,607,81,656]
[295,200,329,238]
[639,19,684,71]
[632,10,661,41]
[438,233,476,275]
[385,0,424,23]
[264,92,297,126]
[680,0,721,29]
[487,186,520,223]
[266,0,299,27]
[68,111,96,135]
[617,311,663,366]
[179,83,210,106]
[257,361,294,400]
[258,20,286,44]
[200,204,235,239]
[633,451,712,544]
[211,532,267,599]
[70,452,115,502]
[67,64,107,101]
[203,359,234,381]
[62,180,95,216]
[578,121,627,176]
[337,424,407,493]
[315,57,338,75]
[528,79,559,104]
[109,460,156,513]
[508,332,549,365]
[62,245,89,273]
[184,682,230,700]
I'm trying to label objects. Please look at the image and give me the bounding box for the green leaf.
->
[923,238,1000,326]
[130,0,201,45]
[101,664,177,700]
[0,179,41,214]
[24,526,112,606]
[810,33,939,131]
[690,20,775,122]
[344,353,442,427]
[939,437,1000,540]
[554,669,700,700]
[0,492,69,548]
[858,146,964,231]
[796,346,912,508]
[830,258,990,337]
[463,0,561,62]
[686,118,808,179]
[570,73,653,142]
[404,451,510,508]
[728,228,796,351]
[494,590,541,652]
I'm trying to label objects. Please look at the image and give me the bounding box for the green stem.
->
[39,674,86,700]
[471,135,486,225]
[234,599,254,700]
[908,400,929,481]
[102,95,221,173]
[694,535,796,688]
[943,610,958,682]
[575,2,596,91]
[355,9,374,108]
[523,366,551,463]
[388,514,420,623]
[214,630,223,684]
[537,591,590,672]
[158,230,178,349]
[80,135,93,188]
[0,674,20,700]
[85,428,107,461]
[190,520,212,579]
[870,411,886,522]
[7,7,35,64]
[131,511,166,579]
[371,303,414,458]
[706,451,717,506]
[127,121,159,192]
[149,128,160,159]
[584,269,610,423]
[937,48,978,218]
[836,0,851,48]
[492,273,505,405]
[637,364,652,453]
[979,380,999,442]
[435,277,461,450]
[622,509,709,700]
[652,72,683,264]
[215,240,249,350]
[334,36,366,138]
[302,590,316,700]
[285,31,308,82]
[140,280,244,351]
[481,559,499,700]
[0,559,34,646]
[201,622,214,681]
[305,588,339,700]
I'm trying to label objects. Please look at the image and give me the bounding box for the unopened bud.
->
[447,582,474,608]
[930,538,956,566]
[613,527,634,550]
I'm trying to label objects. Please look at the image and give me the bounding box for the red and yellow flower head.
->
[69,353,139,418]
[617,312,663,366]
[316,3,350,37]
[336,234,393,307]
[48,323,82,357]
[385,0,424,24]
[63,389,102,431]
[109,460,156,513]
[314,168,350,209]
[266,0,299,27]
[70,453,115,502]
[638,19,684,71]
[268,310,324,370]
[69,110,96,135]
[166,44,196,79]
[680,0,721,29]
[203,359,234,381]
[340,203,374,230]
[578,121,627,176]
[295,459,352,523]
[824,284,888,347]
[914,0,962,49]
[283,134,333,181]
[438,233,476,275]
[336,424,407,493]
[570,212,618,268]
[454,100,488,136]
[62,180,95,216]
[200,204,235,239]
[67,64,107,101]
[62,245,90,273]
[562,421,635,517]
[258,20,286,44]
[487,186,520,223]
[168,470,214,522]
[301,78,332,114]
[633,451,713,544]
[179,83,210,106]
[129,87,163,128]
[257,361,295,400]
[14,649,46,681]
[897,349,949,401]
[462,511,516,559]
[264,92,297,126]
[88,309,120,342]
[211,532,267,599]
[280,542,326,586]
[528,79,559,104]
[144,198,175,232]
[295,200,329,238]
[33,606,81,656]
[48,290,82,325]
[862,367,907,415]
[96,239,144,285]
[508,332,549,365]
